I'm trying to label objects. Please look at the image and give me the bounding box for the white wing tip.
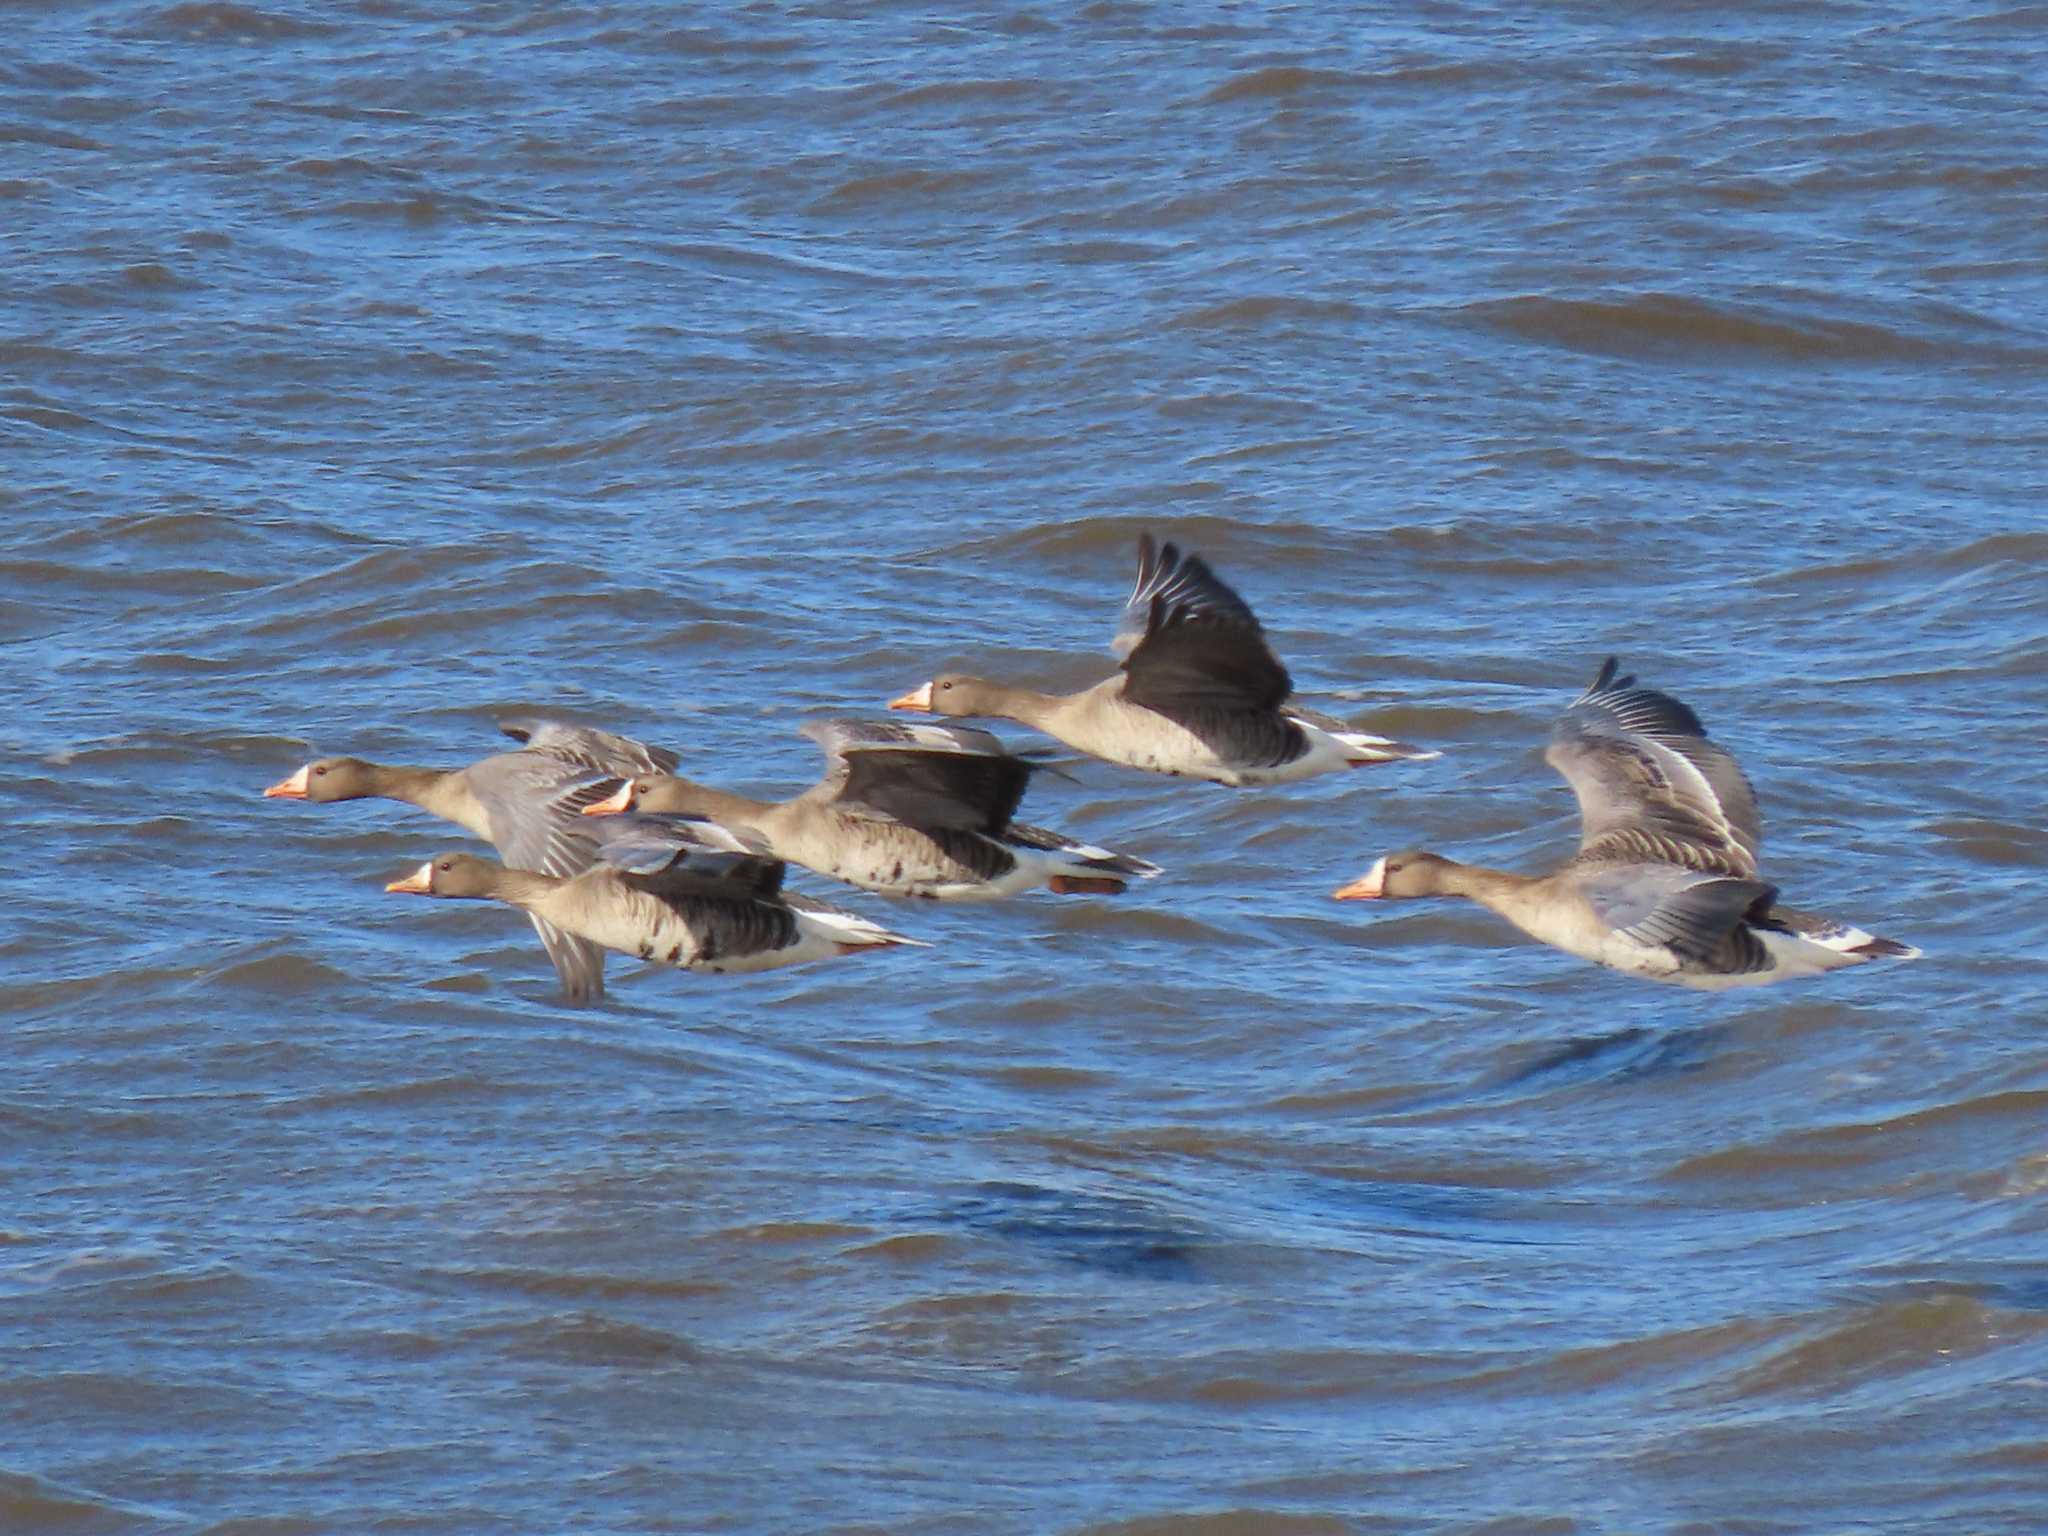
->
[1335,732,1440,764]
[802,907,929,947]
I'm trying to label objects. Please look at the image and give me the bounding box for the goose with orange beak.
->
[384,818,926,978]
[264,718,677,1002]
[1332,660,1919,988]
[578,719,1159,900]
[888,534,1435,787]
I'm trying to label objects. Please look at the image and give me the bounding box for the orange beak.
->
[263,766,310,799]
[580,781,636,816]
[1332,858,1387,901]
[384,862,434,895]
[888,682,933,712]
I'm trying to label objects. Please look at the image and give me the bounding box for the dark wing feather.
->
[1545,658,1762,877]
[804,718,1034,832]
[1578,866,1779,972]
[1112,533,1262,658]
[664,896,799,965]
[595,814,787,900]
[1116,537,1292,719]
[834,749,1034,833]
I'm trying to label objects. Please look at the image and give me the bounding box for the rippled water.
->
[6,3,2048,1531]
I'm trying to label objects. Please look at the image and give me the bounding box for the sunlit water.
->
[5,4,2047,1532]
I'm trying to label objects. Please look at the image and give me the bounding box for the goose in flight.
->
[889,534,1435,787]
[1332,659,1919,988]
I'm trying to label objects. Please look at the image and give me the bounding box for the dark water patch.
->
[0,122,107,152]
[435,1266,726,1304]
[0,558,259,601]
[1463,292,2045,368]
[811,166,994,212]
[1298,1175,1536,1245]
[1488,1023,1728,1093]
[1112,1347,1440,1409]
[1951,4,2048,33]
[625,25,808,58]
[204,951,357,995]
[279,155,413,182]
[1470,1313,1795,1401]
[1074,1514,1355,1536]
[121,262,194,293]
[4,59,107,90]
[1662,1090,2048,1196]
[1199,66,1364,105]
[31,508,278,556]
[929,1182,1214,1282]
[1927,817,2048,869]
[132,3,343,41]
[298,191,512,228]
[266,1074,524,1118]
[843,1232,954,1264]
[649,237,913,289]
[30,1261,257,1311]
[0,1471,157,1535]
[980,511,1329,564]
[1752,529,2048,592]
[1169,296,1369,332]
[988,1064,1113,1092]
[1049,238,1174,265]
[1702,1291,2048,1403]
[0,1370,275,1428]
[484,417,665,467]
[259,99,418,126]
[481,1312,702,1368]
[1644,41,1787,78]
[0,1246,169,1297]
[0,1099,184,1141]
[1187,433,1352,467]
[866,78,1043,112]
[1,400,102,437]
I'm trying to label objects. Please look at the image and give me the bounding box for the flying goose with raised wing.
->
[889,533,1435,786]
[264,719,677,1001]
[1333,659,1919,988]
[581,719,1159,899]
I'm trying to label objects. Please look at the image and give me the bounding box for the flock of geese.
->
[264,535,1919,997]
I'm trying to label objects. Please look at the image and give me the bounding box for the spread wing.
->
[1547,658,1763,878]
[802,718,1034,833]
[498,718,680,777]
[594,813,787,901]
[1577,865,1779,971]
[469,749,637,1001]
[1113,534,1293,719]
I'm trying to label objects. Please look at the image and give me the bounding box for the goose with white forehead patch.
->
[385,814,926,978]
[888,533,1437,787]
[1333,659,1920,989]
[582,718,1160,900]
[264,719,677,1002]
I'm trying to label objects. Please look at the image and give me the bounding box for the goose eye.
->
[438,859,455,871]
[313,765,328,777]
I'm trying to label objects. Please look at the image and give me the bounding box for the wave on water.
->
[1463,291,2048,367]
[129,2,341,42]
